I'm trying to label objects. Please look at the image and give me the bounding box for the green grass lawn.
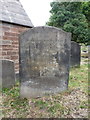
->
[1,63,88,118]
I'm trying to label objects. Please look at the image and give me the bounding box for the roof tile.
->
[0,0,33,27]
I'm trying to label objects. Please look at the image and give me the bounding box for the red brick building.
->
[0,0,33,73]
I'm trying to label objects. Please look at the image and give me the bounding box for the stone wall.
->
[0,21,30,73]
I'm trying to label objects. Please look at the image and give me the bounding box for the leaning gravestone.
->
[0,59,15,88]
[70,41,81,67]
[19,26,71,98]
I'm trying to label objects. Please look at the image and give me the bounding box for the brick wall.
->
[0,21,31,73]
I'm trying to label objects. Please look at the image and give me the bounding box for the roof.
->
[0,0,33,27]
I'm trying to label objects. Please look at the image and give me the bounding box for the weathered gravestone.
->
[70,41,81,67]
[0,59,15,88]
[19,26,71,98]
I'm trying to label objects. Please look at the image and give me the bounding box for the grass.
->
[69,64,88,92]
[1,63,88,118]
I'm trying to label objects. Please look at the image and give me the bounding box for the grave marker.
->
[70,41,81,67]
[19,26,71,98]
[0,59,15,88]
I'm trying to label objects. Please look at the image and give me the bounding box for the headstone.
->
[19,26,71,98]
[0,59,15,88]
[70,41,81,67]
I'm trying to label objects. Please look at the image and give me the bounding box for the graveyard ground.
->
[1,45,89,118]
[1,64,88,118]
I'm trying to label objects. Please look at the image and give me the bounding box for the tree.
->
[82,1,90,27]
[82,1,90,45]
[47,2,89,44]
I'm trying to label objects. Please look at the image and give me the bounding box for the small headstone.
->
[19,26,71,98]
[70,41,81,67]
[0,59,15,88]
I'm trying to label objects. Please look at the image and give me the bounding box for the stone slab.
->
[0,59,16,88]
[19,26,71,98]
[70,41,81,67]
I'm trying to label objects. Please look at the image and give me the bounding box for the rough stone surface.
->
[70,41,81,67]
[0,59,15,88]
[19,26,71,98]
